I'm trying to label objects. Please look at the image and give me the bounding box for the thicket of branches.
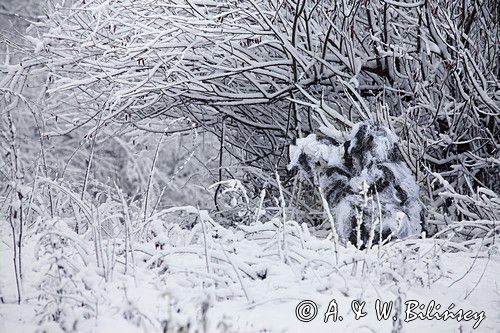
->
[1,0,499,233]
[0,2,499,329]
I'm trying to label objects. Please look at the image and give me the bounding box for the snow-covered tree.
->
[6,0,493,229]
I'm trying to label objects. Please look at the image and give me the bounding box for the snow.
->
[0,1,498,332]
[25,36,44,54]
[1,217,498,332]
[288,133,343,174]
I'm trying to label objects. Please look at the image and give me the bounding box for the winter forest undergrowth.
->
[0,0,499,332]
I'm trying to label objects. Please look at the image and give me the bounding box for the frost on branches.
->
[289,122,426,247]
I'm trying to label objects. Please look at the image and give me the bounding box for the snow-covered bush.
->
[5,0,491,232]
[0,1,498,332]
[33,219,100,331]
[289,122,425,246]
[1,0,497,236]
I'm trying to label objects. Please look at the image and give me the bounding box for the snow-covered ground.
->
[1,216,498,332]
